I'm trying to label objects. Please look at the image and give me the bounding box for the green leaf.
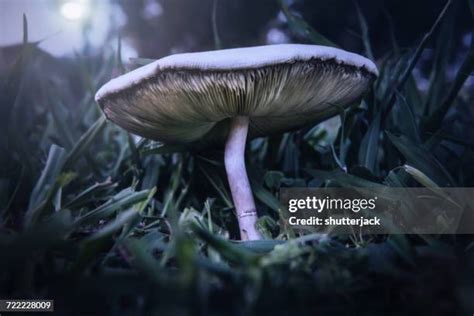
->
[386,132,455,186]
[358,111,381,172]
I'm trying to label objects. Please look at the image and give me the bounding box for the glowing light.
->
[60,1,88,21]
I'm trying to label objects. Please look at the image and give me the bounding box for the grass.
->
[1,2,474,315]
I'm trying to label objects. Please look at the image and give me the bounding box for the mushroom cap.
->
[96,44,378,145]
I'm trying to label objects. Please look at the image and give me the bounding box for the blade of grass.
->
[62,115,107,171]
[1,166,25,220]
[63,178,117,209]
[70,187,156,274]
[383,9,400,55]
[305,168,386,189]
[1,16,34,132]
[116,35,125,74]
[1,210,74,267]
[88,188,156,241]
[127,133,141,169]
[47,98,76,149]
[354,1,374,60]
[247,166,280,212]
[198,165,233,208]
[75,189,151,226]
[22,14,28,44]
[358,111,381,172]
[25,145,66,227]
[382,0,454,120]
[129,58,156,66]
[278,0,337,47]
[212,0,222,49]
[122,238,163,283]
[422,31,474,136]
[191,222,257,264]
[386,132,455,186]
[141,143,188,156]
[422,4,456,116]
[394,91,421,143]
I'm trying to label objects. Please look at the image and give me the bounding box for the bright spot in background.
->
[0,0,137,60]
[143,0,163,20]
[60,1,89,21]
[266,28,289,44]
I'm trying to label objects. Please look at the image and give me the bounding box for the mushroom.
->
[95,44,378,241]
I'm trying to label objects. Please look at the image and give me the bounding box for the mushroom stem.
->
[225,116,262,241]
